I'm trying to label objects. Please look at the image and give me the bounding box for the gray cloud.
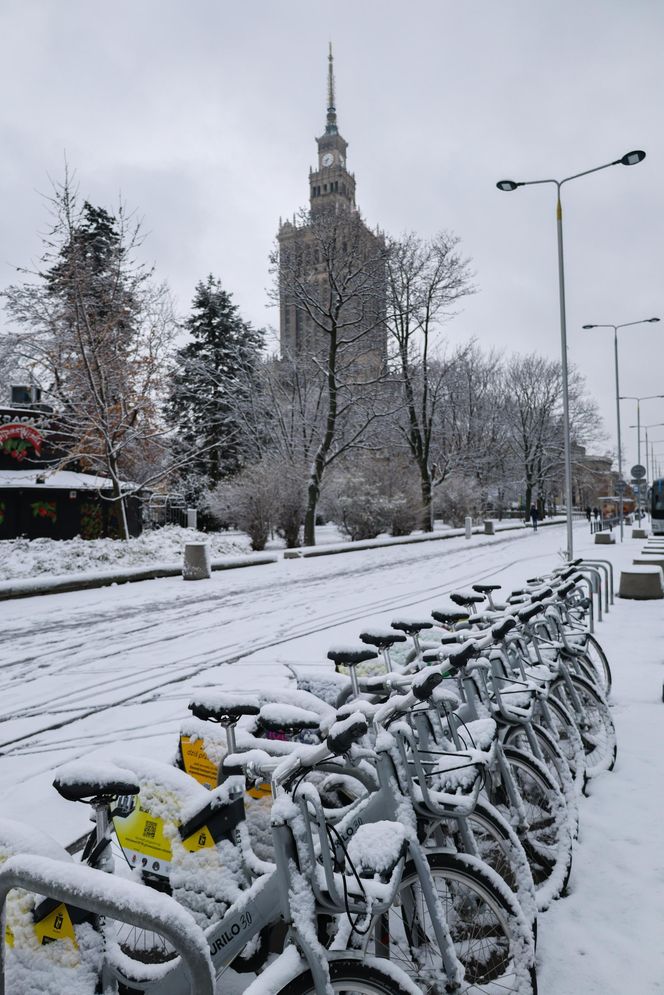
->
[1,0,662,471]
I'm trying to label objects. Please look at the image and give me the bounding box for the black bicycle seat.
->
[359,628,407,650]
[472,583,501,594]
[391,617,434,635]
[327,645,378,668]
[54,762,140,803]
[449,591,485,607]
[431,608,470,625]
[189,692,261,724]
[257,702,321,735]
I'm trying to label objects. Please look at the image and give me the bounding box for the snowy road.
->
[1,521,663,993]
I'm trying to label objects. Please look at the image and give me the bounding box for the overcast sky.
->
[1,0,662,473]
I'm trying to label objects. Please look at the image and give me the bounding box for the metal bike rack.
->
[577,564,604,623]
[581,558,614,607]
[0,854,215,995]
[580,559,613,613]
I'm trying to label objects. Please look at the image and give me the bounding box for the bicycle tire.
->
[276,957,419,994]
[501,723,579,834]
[580,634,612,696]
[551,673,617,777]
[423,798,538,930]
[543,694,587,795]
[384,850,536,995]
[495,746,573,910]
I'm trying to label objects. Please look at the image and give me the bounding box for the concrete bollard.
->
[595,532,615,545]
[483,520,495,535]
[632,528,648,539]
[618,566,664,599]
[465,516,472,540]
[183,542,211,580]
[186,508,198,530]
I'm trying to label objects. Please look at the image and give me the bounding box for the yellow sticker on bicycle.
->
[5,923,14,948]
[114,801,172,873]
[180,736,219,789]
[33,902,76,946]
[181,824,216,852]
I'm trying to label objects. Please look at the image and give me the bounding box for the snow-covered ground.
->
[0,525,253,580]
[1,520,662,992]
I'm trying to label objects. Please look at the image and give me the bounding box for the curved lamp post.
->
[497,150,646,560]
[581,319,660,539]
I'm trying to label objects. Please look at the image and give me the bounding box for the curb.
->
[283,517,566,559]
[0,518,569,601]
[0,554,278,602]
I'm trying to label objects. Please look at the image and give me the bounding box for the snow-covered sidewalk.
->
[0,522,662,992]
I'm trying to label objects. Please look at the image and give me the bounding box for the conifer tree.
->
[167,276,264,492]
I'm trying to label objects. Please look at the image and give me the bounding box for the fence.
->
[144,494,189,529]
[590,515,621,534]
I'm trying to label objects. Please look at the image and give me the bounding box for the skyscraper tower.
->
[277,46,386,365]
[308,44,356,216]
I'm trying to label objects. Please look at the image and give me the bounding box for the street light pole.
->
[581,319,661,540]
[498,150,646,561]
[621,395,664,524]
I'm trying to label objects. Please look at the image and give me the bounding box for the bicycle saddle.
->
[327,645,378,668]
[359,628,407,650]
[189,692,261,724]
[390,617,434,635]
[53,761,140,803]
[257,702,321,735]
[449,591,485,607]
[431,608,470,625]
[472,583,501,594]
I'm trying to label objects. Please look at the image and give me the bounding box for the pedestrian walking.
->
[585,506,592,522]
[529,504,539,532]
[593,507,600,521]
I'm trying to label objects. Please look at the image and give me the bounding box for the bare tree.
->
[3,174,179,538]
[271,208,392,545]
[385,231,475,530]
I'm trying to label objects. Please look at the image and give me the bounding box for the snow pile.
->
[0,525,251,580]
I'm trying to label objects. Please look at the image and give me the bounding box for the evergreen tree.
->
[167,276,264,493]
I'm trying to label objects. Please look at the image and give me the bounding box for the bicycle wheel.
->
[495,747,573,911]
[580,634,612,697]
[423,798,538,931]
[501,723,579,834]
[551,673,617,777]
[277,956,419,994]
[382,851,536,995]
[542,695,587,795]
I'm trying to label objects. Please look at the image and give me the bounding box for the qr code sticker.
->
[143,820,157,839]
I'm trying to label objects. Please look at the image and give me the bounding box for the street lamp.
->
[581,317,660,540]
[497,150,646,560]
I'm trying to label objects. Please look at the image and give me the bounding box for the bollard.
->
[465,516,472,540]
[183,542,211,580]
[483,520,495,535]
[187,507,198,530]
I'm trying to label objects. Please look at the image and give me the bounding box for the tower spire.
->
[326,42,338,134]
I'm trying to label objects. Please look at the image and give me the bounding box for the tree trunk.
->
[524,482,533,521]
[108,452,130,540]
[419,471,434,532]
[304,478,319,547]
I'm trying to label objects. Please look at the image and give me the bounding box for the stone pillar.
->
[183,542,211,580]
[186,508,198,530]
[484,520,495,536]
[465,516,472,540]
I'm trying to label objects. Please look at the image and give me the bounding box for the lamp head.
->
[620,150,646,166]
[582,324,596,329]
[647,317,660,323]
[496,180,520,192]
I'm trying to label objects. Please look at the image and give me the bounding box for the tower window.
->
[323,184,328,192]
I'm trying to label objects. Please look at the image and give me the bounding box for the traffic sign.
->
[615,479,627,494]
[631,464,646,479]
